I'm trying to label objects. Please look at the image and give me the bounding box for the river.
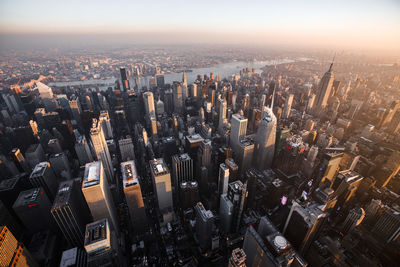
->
[49,58,297,90]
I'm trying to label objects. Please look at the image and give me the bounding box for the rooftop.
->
[150,158,169,176]
[13,188,44,207]
[85,219,109,246]
[31,162,50,177]
[121,161,139,188]
[83,161,101,188]
[52,180,74,209]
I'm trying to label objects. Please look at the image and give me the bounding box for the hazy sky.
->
[0,0,399,53]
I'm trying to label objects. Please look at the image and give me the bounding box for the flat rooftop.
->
[121,161,139,188]
[186,134,204,144]
[82,161,101,188]
[150,158,169,176]
[31,162,49,178]
[84,219,108,246]
[13,188,43,207]
[52,180,74,209]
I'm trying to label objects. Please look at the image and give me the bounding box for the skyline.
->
[0,0,400,54]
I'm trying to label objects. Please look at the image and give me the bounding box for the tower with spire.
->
[314,56,335,114]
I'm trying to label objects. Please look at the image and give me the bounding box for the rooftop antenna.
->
[270,85,276,110]
[329,52,336,71]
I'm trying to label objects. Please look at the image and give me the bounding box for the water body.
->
[49,58,296,90]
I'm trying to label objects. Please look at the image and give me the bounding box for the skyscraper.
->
[218,98,227,133]
[13,187,54,235]
[230,113,248,152]
[341,207,365,234]
[218,163,230,196]
[120,67,130,91]
[172,153,193,188]
[74,133,94,166]
[29,162,59,201]
[254,106,277,169]
[98,110,113,139]
[90,118,114,183]
[282,94,294,119]
[314,62,335,113]
[243,217,306,267]
[219,180,247,233]
[173,82,183,113]
[81,161,119,233]
[118,136,135,161]
[228,248,246,267]
[84,219,120,267]
[0,226,38,267]
[51,179,92,247]
[371,207,400,243]
[143,91,155,117]
[121,161,146,233]
[150,158,173,223]
[283,201,326,255]
[194,202,214,251]
[59,247,87,267]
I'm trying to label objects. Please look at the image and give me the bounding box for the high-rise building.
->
[243,217,306,267]
[218,98,227,133]
[59,247,87,267]
[10,148,30,173]
[69,96,82,122]
[74,133,94,166]
[0,226,38,267]
[237,138,254,175]
[282,94,294,119]
[316,152,343,187]
[341,207,365,234]
[314,63,335,113]
[156,74,165,88]
[230,113,248,152]
[143,92,155,117]
[118,136,135,161]
[29,162,59,201]
[197,139,212,170]
[219,180,247,233]
[25,144,46,170]
[150,158,173,222]
[283,201,326,255]
[371,207,400,243]
[13,187,54,235]
[225,158,239,182]
[254,107,277,169]
[120,67,130,91]
[218,163,230,196]
[90,118,114,183]
[84,219,120,267]
[36,82,53,99]
[194,202,214,251]
[228,248,246,267]
[49,152,71,180]
[173,82,183,113]
[98,110,113,140]
[172,153,193,188]
[51,180,92,247]
[121,161,146,233]
[331,170,363,205]
[82,161,119,233]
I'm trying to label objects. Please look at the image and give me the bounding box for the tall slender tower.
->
[314,61,335,113]
[254,106,277,169]
[90,118,114,183]
[218,98,227,133]
[143,91,155,117]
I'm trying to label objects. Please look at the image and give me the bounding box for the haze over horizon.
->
[0,0,399,56]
